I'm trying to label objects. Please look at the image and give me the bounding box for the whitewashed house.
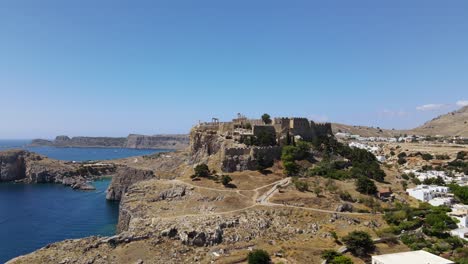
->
[372,250,454,264]
[406,185,449,202]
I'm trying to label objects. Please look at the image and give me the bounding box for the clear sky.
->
[0,0,467,139]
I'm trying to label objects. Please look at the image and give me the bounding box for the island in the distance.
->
[30,134,190,150]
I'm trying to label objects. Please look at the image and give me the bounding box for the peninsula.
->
[30,134,190,150]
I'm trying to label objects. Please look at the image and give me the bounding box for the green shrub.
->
[294,180,309,192]
[247,249,271,264]
[221,175,232,187]
[321,250,341,261]
[330,256,353,264]
[448,184,468,204]
[398,157,407,165]
[339,191,354,202]
[435,154,450,160]
[456,151,467,160]
[194,164,210,178]
[421,153,434,161]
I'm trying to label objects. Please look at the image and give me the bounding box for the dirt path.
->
[152,177,372,220]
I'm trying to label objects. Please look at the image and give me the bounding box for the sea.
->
[0,140,168,263]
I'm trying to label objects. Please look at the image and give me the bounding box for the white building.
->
[349,142,380,153]
[376,155,387,163]
[406,185,450,202]
[428,197,453,207]
[372,250,454,264]
[449,204,468,228]
[335,132,351,138]
[450,227,468,241]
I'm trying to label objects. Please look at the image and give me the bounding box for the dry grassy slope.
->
[332,123,402,137]
[332,106,468,137]
[410,106,468,137]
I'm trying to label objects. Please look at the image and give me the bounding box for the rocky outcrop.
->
[30,134,190,150]
[106,167,156,201]
[0,150,26,182]
[189,129,224,164]
[0,150,115,190]
[335,203,354,212]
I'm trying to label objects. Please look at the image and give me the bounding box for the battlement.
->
[224,147,251,156]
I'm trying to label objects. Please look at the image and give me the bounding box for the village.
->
[339,130,468,246]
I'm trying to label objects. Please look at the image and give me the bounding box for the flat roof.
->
[372,250,454,264]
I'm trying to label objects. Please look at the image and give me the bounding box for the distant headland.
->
[30,134,189,150]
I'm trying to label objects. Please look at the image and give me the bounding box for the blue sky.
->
[0,0,467,138]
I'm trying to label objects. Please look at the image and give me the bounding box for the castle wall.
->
[222,146,282,172]
[248,119,264,126]
[314,122,333,137]
[250,146,282,161]
[290,118,314,140]
[224,147,251,156]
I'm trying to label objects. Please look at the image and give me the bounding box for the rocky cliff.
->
[0,150,27,182]
[189,128,224,165]
[30,134,190,150]
[106,167,156,201]
[189,126,281,172]
[0,150,116,190]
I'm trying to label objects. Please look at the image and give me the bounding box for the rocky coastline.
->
[0,149,117,190]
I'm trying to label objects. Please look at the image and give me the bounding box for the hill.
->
[410,106,468,137]
[332,106,468,137]
[332,123,401,137]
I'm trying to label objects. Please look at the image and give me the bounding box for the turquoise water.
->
[0,139,168,161]
[0,140,169,263]
[0,179,119,263]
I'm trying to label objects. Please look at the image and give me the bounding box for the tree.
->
[221,175,233,187]
[248,249,271,264]
[261,113,272,125]
[194,164,210,178]
[342,231,375,256]
[355,176,377,195]
[284,161,300,176]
